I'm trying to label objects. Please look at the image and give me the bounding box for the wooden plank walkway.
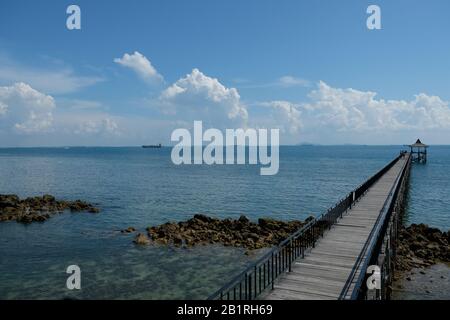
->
[263,157,408,300]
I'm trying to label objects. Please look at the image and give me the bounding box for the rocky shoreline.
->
[394,223,449,275]
[131,214,314,250]
[0,194,100,223]
[129,216,450,268]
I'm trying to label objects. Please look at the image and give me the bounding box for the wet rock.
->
[0,195,20,208]
[0,194,100,224]
[143,214,312,250]
[121,227,136,233]
[238,215,250,224]
[395,223,450,272]
[133,233,150,245]
[42,194,55,203]
[88,207,100,213]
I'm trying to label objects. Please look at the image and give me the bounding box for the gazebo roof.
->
[409,139,428,148]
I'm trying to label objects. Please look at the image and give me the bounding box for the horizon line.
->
[1,144,449,148]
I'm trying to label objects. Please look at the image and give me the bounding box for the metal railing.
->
[208,153,406,300]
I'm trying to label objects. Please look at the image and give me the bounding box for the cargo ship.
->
[142,144,162,148]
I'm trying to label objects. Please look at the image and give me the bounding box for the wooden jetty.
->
[209,151,412,300]
[263,155,408,300]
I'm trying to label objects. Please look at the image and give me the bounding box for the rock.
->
[0,195,20,208]
[395,224,449,273]
[88,207,100,213]
[121,227,136,233]
[258,218,278,229]
[17,215,32,224]
[141,214,309,250]
[133,233,150,245]
[193,214,212,223]
[42,194,55,203]
[173,234,183,245]
[0,194,100,224]
[249,233,259,240]
[32,214,47,222]
[238,215,250,224]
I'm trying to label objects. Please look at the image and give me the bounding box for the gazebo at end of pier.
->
[407,139,428,163]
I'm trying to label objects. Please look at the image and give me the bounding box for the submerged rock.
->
[143,214,314,250]
[133,233,150,245]
[0,194,100,223]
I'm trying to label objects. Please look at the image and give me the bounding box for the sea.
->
[0,145,449,299]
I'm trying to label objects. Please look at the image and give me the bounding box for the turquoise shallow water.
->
[0,146,449,299]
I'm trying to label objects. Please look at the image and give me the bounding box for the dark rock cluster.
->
[121,227,136,233]
[395,223,450,272]
[133,214,314,250]
[0,194,100,223]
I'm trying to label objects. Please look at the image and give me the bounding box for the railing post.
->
[240,282,242,300]
[263,263,266,290]
[244,273,248,300]
[274,253,277,278]
[271,252,274,290]
[248,274,252,300]
[255,265,258,297]
[312,226,316,248]
[302,236,305,258]
[289,239,292,272]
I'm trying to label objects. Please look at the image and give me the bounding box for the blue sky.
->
[1,0,450,146]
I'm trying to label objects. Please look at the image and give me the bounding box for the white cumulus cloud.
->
[0,102,7,116]
[156,75,450,144]
[114,51,163,83]
[257,101,303,135]
[0,82,55,133]
[74,117,120,136]
[0,83,122,146]
[159,68,248,128]
[259,81,450,144]
[303,81,450,132]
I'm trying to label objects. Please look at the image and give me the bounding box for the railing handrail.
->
[207,152,406,300]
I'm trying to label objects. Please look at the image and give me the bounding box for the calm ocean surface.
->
[0,146,449,299]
